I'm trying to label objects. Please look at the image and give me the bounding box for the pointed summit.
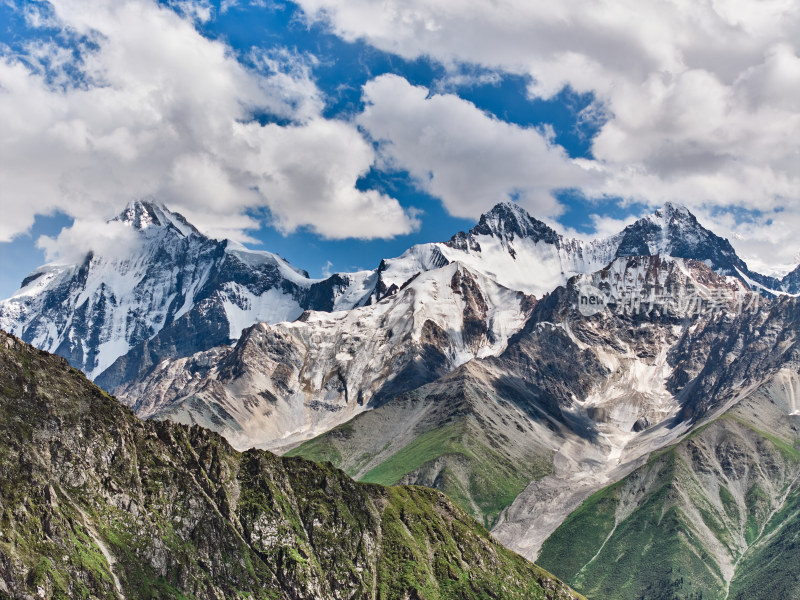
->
[617,203,723,258]
[657,201,691,217]
[1,198,381,388]
[115,199,164,229]
[447,202,560,252]
[781,263,800,294]
[474,201,560,244]
[615,203,783,292]
[113,199,200,237]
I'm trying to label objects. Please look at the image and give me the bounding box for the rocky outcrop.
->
[291,256,800,561]
[614,203,783,292]
[3,201,792,394]
[0,201,375,389]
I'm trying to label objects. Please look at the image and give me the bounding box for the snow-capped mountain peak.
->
[450,201,561,248]
[657,200,691,216]
[116,259,534,451]
[430,202,617,296]
[487,201,558,241]
[617,202,706,257]
[374,201,778,301]
[614,203,786,293]
[1,198,794,393]
[0,201,377,385]
[113,199,200,237]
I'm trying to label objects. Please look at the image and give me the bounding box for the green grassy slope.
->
[287,367,555,528]
[537,404,800,600]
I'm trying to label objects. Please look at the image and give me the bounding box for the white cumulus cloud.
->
[0,0,418,245]
[36,220,144,265]
[358,74,595,221]
[297,0,800,268]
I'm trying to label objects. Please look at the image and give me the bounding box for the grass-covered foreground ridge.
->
[0,330,583,600]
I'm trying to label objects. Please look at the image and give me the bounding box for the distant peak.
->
[113,200,201,236]
[616,202,744,263]
[487,200,530,218]
[115,200,164,229]
[470,202,560,244]
[481,201,538,227]
[662,200,689,212]
[654,201,693,220]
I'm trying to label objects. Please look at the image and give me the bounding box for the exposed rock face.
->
[3,199,800,600]
[102,203,788,458]
[446,202,562,250]
[291,255,800,564]
[614,203,783,291]
[287,359,560,529]
[2,200,788,396]
[0,330,584,600]
[780,263,800,294]
[437,201,786,297]
[492,257,800,561]
[436,202,621,297]
[2,200,790,394]
[115,263,534,452]
[5,200,800,596]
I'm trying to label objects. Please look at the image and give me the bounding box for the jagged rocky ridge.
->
[4,200,800,600]
[4,200,797,401]
[537,361,800,599]
[385,201,800,298]
[116,263,534,452]
[493,268,800,574]
[613,204,786,292]
[59,201,798,456]
[0,330,584,600]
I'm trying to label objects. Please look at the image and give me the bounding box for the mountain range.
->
[2,199,800,599]
[4,201,798,393]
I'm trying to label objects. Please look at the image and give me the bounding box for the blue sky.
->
[1,0,799,297]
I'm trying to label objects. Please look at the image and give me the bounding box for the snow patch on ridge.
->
[221,284,304,341]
